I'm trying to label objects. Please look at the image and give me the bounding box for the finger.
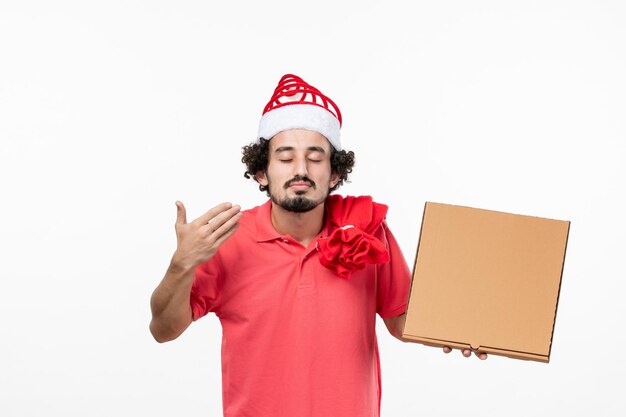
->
[443,346,452,354]
[462,349,471,358]
[475,352,488,360]
[175,201,187,225]
[200,205,241,233]
[194,202,235,225]
[207,211,243,241]
[211,222,240,248]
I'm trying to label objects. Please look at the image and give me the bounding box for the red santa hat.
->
[256,74,343,150]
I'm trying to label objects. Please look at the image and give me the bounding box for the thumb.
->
[175,201,187,225]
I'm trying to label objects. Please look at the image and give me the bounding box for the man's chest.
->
[217,240,378,320]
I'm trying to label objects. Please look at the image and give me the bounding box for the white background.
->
[1,1,624,416]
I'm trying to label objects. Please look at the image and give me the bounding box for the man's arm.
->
[382,312,488,360]
[382,313,407,342]
[149,257,196,343]
[149,201,241,343]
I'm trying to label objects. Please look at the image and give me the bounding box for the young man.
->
[150,74,485,417]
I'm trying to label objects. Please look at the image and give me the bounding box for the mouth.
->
[289,181,313,191]
[285,177,316,191]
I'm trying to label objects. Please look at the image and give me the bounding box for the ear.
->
[255,171,268,186]
[329,173,340,189]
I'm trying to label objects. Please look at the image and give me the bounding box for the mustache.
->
[284,175,316,189]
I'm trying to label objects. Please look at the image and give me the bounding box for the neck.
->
[270,201,326,247]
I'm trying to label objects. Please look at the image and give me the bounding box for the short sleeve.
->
[190,255,224,320]
[375,222,412,318]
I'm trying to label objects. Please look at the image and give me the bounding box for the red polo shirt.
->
[190,199,411,417]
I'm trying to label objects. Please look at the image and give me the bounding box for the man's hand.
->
[149,201,242,343]
[172,201,242,270]
[443,346,488,360]
[383,313,488,360]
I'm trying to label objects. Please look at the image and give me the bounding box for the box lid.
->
[402,202,570,362]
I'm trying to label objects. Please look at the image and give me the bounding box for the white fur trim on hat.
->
[256,104,342,150]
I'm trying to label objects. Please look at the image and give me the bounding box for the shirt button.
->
[283,239,289,243]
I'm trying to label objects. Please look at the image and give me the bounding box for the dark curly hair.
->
[242,138,355,194]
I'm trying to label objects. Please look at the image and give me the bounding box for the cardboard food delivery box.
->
[402,202,570,363]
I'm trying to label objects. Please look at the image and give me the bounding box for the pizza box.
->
[402,202,570,362]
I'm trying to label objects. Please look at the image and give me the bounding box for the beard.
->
[268,175,328,213]
[272,194,324,213]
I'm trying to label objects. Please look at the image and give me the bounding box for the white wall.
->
[1,1,624,416]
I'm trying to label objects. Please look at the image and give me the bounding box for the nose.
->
[293,154,308,177]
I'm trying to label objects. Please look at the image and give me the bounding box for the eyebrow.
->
[274,146,327,153]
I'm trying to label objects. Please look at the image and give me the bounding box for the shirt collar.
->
[255,198,332,243]
[256,199,281,242]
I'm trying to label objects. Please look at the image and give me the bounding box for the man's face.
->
[257,129,339,213]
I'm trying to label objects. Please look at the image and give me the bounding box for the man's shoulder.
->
[238,199,270,224]
[222,199,271,243]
